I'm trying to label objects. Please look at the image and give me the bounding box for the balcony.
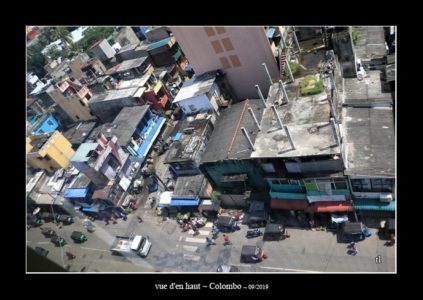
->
[77,86,90,99]
[58,81,69,93]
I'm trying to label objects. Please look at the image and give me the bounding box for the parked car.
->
[28,216,44,227]
[138,236,152,258]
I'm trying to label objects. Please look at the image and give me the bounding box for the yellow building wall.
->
[27,131,75,171]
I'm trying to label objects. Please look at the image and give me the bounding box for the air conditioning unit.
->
[379,193,393,202]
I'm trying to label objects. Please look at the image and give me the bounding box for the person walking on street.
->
[223,234,232,245]
[137,216,143,223]
[206,237,215,246]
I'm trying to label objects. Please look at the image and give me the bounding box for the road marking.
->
[184,254,201,261]
[253,265,322,273]
[80,247,108,252]
[37,242,49,245]
[185,237,206,244]
[204,223,213,228]
[188,230,210,236]
[179,236,183,241]
[183,245,198,252]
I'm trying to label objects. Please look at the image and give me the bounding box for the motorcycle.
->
[66,252,76,260]
[246,229,262,239]
[347,242,358,255]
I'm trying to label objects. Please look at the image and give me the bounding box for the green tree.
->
[27,43,47,78]
[45,46,63,60]
[64,43,82,58]
[77,27,116,51]
[50,27,72,46]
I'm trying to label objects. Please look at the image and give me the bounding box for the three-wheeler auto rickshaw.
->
[41,227,56,238]
[71,231,88,243]
[51,235,67,247]
[263,224,286,241]
[240,245,264,263]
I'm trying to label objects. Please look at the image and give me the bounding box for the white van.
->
[138,236,152,257]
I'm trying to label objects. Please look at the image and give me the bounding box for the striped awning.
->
[353,199,395,212]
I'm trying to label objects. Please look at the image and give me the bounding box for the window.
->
[211,40,224,54]
[350,179,372,192]
[203,27,216,37]
[371,178,394,193]
[215,27,226,34]
[333,179,347,190]
[221,38,235,51]
[188,104,197,112]
[47,120,54,126]
[45,156,51,161]
[261,163,275,173]
[85,94,91,100]
[219,57,231,69]
[229,55,241,67]
[75,115,80,120]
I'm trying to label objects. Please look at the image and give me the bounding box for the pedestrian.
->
[206,237,215,246]
[137,216,143,223]
[309,219,315,231]
[105,218,109,226]
[223,234,231,245]
[58,222,63,229]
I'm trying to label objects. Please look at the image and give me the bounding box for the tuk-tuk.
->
[341,222,372,243]
[83,220,96,233]
[55,215,74,225]
[216,216,238,233]
[263,224,285,241]
[28,216,44,227]
[247,201,268,228]
[240,245,264,263]
[51,235,67,247]
[40,212,55,222]
[34,247,49,257]
[71,231,88,243]
[41,227,56,238]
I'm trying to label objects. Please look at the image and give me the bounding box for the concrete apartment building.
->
[170,26,279,100]
[46,78,97,123]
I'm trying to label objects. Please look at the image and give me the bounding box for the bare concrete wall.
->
[48,89,95,122]
[170,26,279,100]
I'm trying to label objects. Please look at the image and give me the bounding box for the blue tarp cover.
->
[64,188,88,198]
[173,132,182,141]
[170,199,200,206]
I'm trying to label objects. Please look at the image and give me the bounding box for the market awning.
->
[306,202,353,213]
[353,199,395,212]
[64,188,88,198]
[270,199,309,210]
[170,199,200,206]
[81,204,100,213]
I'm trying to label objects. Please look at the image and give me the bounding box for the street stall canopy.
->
[217,215,235,227]
[170,199,200,206]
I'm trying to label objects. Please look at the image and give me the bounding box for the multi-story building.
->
[115,26,140,46]
[88,39,116,63]
[170,26,279,99]
[70,135,129,188]
[26,131,75,173]
[45,78,96,124]
[27,113,60,135]
[165,113,214,177]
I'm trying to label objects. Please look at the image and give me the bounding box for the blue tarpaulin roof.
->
[353,199,395,212]
[173,132,182,141]
[82,204,100,212]
[64,188,89,198]
[136,117,166,158]
[185,64,193,72]
[267,28,276,38]
[170,199,200,206]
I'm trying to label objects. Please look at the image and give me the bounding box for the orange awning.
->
[306,202,353,213]
[271,199,309,210]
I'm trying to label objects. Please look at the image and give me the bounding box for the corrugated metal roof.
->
[71,143,98,162]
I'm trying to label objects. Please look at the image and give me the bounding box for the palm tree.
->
[65,43,82,58]
[50,27,73,48]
